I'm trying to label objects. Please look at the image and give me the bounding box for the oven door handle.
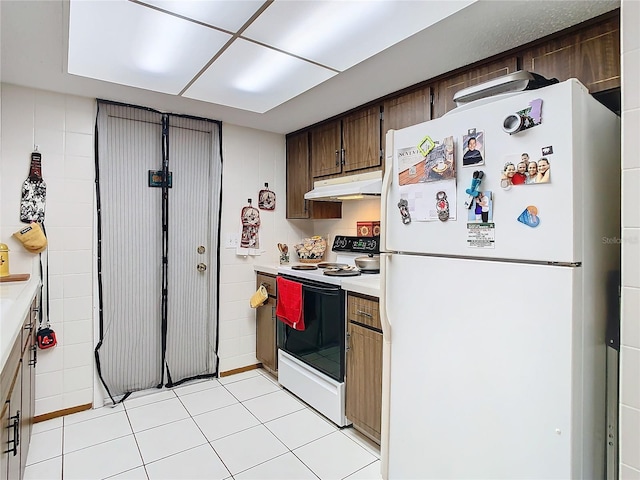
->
[302,284,341,295]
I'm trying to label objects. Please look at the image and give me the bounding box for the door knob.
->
[197,263,207,272]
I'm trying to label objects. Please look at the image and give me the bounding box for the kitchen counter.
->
[340,274,380,298]
[253,264,280,276]
[0,259,41,371]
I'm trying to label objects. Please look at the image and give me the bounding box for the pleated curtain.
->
[95,101,222,401]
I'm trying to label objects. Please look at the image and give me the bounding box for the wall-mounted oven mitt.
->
[37,327,57,349]
[13,222,47,254]
[20,152,47,223]
[250,285,269,308]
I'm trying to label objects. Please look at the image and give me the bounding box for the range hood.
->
[304,171,382,201]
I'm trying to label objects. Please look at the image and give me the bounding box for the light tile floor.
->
[24,369,382,480]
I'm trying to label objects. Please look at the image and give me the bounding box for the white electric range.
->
[275,236,380,426]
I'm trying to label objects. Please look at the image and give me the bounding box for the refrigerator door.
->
[381,79,620,264]
[384,254,602,479]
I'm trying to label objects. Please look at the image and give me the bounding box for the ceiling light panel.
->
[183,38,337,113]
[68,0,231,94]
[136,0,266,32]
[242,0,476,71]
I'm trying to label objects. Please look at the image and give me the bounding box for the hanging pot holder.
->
[20,152,47,223]
[258,183,276,210]
[240,202,261,248]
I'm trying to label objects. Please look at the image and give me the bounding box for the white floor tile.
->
[242,389,306,423]
[23,455,62,480]
[145,444,231,480]
[341,428,381,459]
[193,403,260,442]
[211,425,288,475]
[124,389,176,410]
[264,408,337,449]
[106,466,149,479]
[25,427,63,466]
[63,435,143,480]
[172,377,221,396]
[217,369,261,385]
[293,431,378,480]
[343,460,383,480]
[178,384,238,416]
[64,410,133,453]
[223,375,281,402]
[31,417,62,435]
[64,403,124,426]
[235,452,317,480]
[134,418,207,464]
[126,397,190,433]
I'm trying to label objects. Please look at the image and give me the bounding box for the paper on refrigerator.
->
[396,136,457,221]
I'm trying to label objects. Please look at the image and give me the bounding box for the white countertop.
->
[253,264,279,276]
[0,259,41,371]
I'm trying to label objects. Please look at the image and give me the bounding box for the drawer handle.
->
[356,310,373,318]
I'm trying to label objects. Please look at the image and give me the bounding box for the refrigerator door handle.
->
[381,131,394,253]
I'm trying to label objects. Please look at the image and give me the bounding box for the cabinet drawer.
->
[1,337,21,405]
[257,273,277,298]
[347,294,381,331]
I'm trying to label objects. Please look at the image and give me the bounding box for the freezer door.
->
[384,254,604,479]
[382,79,620,264]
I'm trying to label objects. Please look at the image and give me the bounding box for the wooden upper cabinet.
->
[383,86,432,136]
[286,131,342,220]
[286,131,311,219]
[342,105,382,173]
[520,15,620,94]
[432,57,519,118]
[310,121,342,178]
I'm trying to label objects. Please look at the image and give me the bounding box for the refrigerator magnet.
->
[397,199,411,224]
[464,170,485,209]
[517,205,540,228]
[436,191,450,222]
[462,130,485,167]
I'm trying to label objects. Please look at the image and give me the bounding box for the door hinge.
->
[346,332,351,352]
[430,93,434,105]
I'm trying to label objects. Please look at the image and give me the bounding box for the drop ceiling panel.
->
[68,0,231,94]
[137,0,266,32]
[241,0,475,71]
[184,38,337,113]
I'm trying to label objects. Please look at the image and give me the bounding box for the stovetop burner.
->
[291,265,318,270]
[317,262,349,269]
[323,269,362,277]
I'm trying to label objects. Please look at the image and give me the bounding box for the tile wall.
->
[620,1,640,477]
[0,84,95,416]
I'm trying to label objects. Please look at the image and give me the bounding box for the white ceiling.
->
[1,0,620,134]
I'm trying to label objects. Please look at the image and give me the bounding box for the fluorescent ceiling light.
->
[137,0,265,32]
[242,1,474,71]
[68,0,231,94]
[67,0,477,113]
[184,38,337,113]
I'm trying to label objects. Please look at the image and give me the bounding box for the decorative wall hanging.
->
[240,199,261,248]
[258,183,276,210]
[20,151,47,223]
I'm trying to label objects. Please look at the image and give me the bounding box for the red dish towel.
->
[276,277,305,331]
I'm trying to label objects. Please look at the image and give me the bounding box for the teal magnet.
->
[517,205,540,227]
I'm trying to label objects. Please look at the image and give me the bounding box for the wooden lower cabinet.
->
[256,273,278,375]
[345,294,383,444]
[1,296,37,480]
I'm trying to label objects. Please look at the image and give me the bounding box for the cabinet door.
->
[520,14,620,94]
[256,297,277,373]
[346,322,383,443]
[432,57,519,118]
[20,321,36,473]
[383,86,432,136]
[342,105,382,173]
[286,132,311,219]
[310,121,342,178]
[6,373,21,480]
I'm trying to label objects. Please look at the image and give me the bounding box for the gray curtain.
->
[95,102,222,401]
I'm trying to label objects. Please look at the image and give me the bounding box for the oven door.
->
[277,275,345,382]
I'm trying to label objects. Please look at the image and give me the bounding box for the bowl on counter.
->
[293,236,326,263]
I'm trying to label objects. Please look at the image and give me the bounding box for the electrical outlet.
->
[225,233,239,248]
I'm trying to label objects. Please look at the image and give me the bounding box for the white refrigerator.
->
[379,78,620,479]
